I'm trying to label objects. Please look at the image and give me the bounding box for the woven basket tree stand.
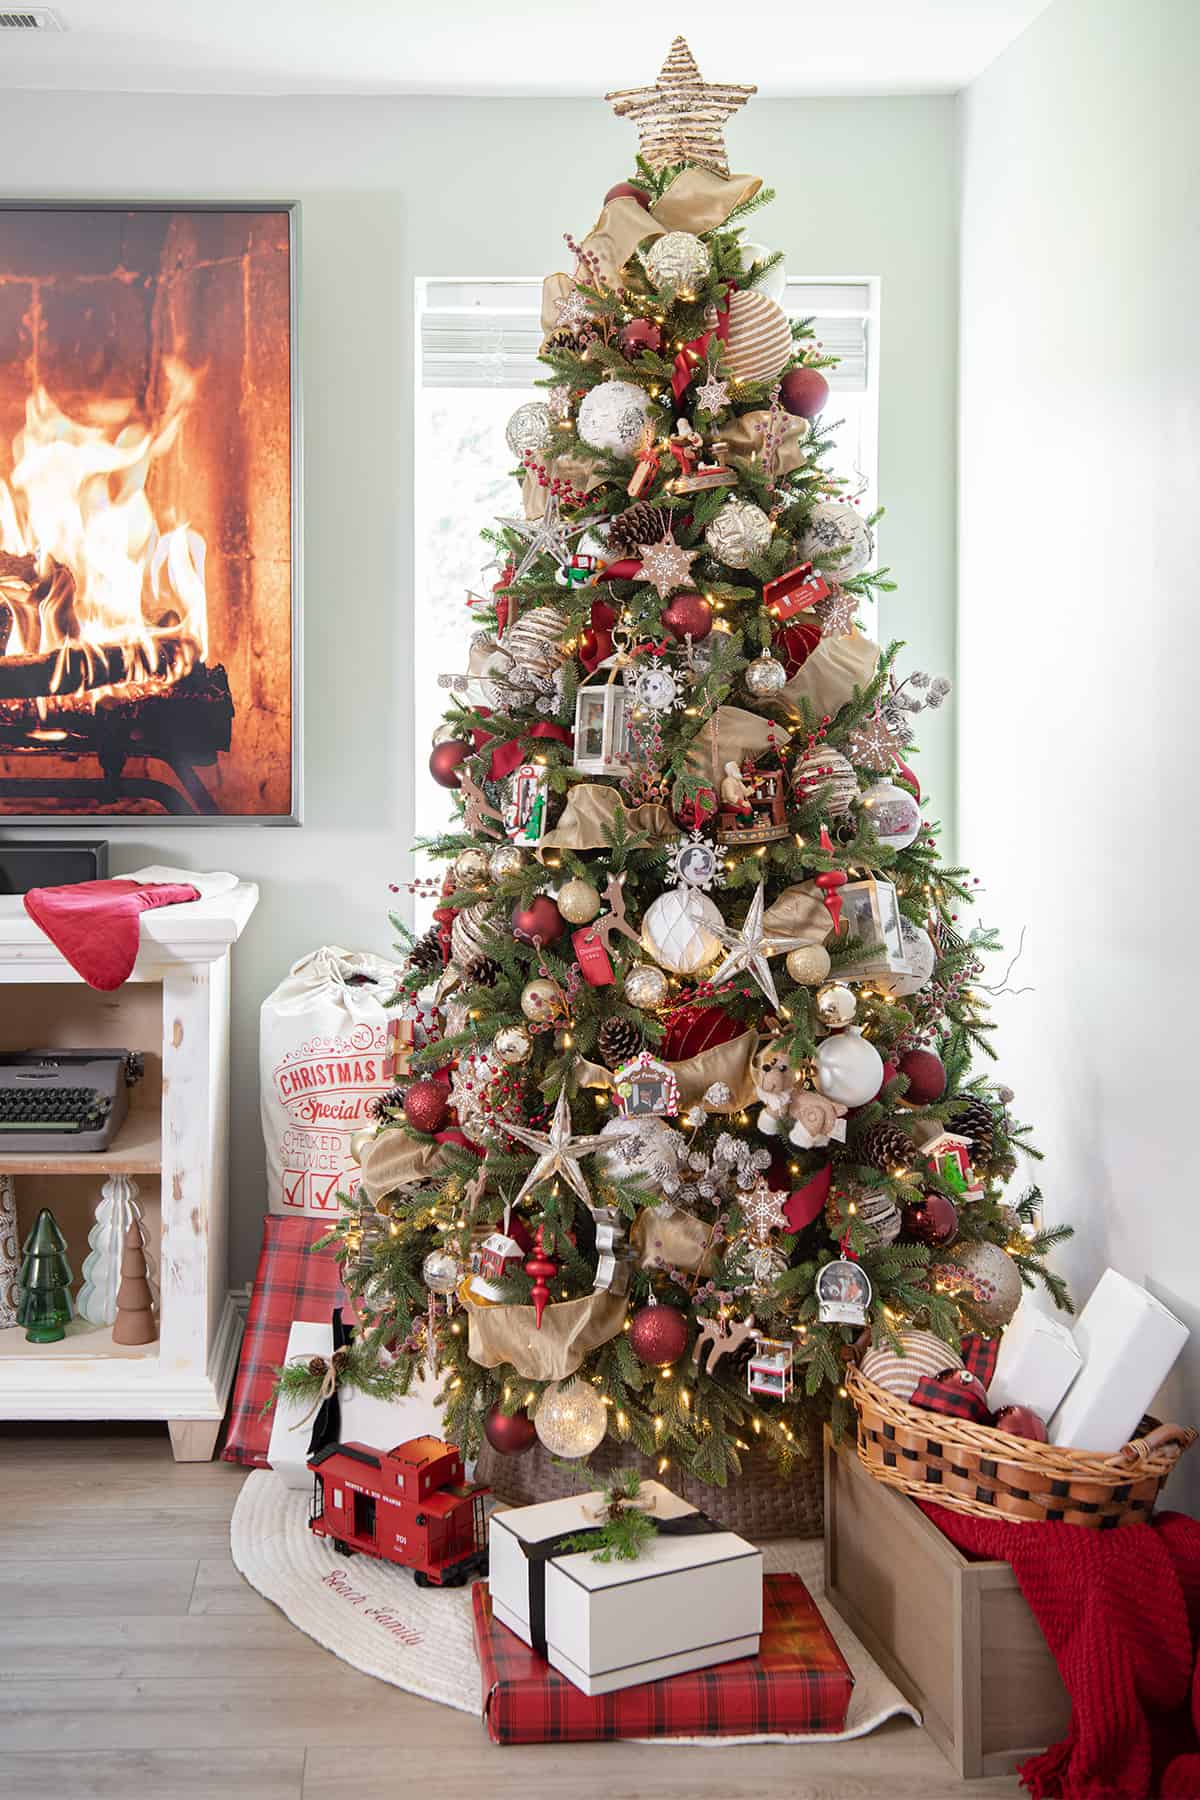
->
[475,1431,825,1540]
[847,1364,1197,1528]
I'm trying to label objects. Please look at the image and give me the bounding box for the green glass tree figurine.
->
[17,1207,74,1344]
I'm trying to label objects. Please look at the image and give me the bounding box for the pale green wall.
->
[0,91,958,1283]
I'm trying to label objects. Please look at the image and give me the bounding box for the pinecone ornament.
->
[949,1096,996,1158]
[544,323,599,356]
[597,1016,643,1068]
[606,502,668,561]
[857,1120,919,1173]
[367,1088,408,1121]
[406,930,444,974]
[464,954,501,989]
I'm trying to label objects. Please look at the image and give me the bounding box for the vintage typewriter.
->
[0,1050,144,1153]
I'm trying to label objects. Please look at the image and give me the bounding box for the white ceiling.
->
[1,0,1053,96]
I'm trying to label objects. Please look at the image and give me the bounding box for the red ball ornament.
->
[661,592,713,642]
[672,786,718,830]
[662,1006,746,1062]
[994,1404,1048,1441]
[902,1191,959,1247]
[898,1049,947,1106]
[429,739,468,789]
[772,616,822,678]
[605,181,651,210]
[403,1077,448,1135]
[511,894,564,946]
[619,318,664,358]
[483,1404,538,1455]
[779,367,830,419]
[629,1302,689,1366]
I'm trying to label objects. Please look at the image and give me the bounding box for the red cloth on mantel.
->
[23,879,200,991]
[922,1502,1200,1798]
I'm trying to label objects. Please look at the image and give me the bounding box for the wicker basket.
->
[474,1432,824,1539]
[847,1364,1196,1528]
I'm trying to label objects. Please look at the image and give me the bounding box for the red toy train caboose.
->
[307,1435,489,1588]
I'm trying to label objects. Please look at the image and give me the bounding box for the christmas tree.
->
[112,1218,157,1346]
[18,1207,73,1344]
[307,40,1070,1488]
[77,1175,144,1327]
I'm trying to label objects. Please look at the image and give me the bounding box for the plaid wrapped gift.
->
[910,1368,992,1424]
[960,1331,999,1391]
[473,1573,853,1745]
[222,1216,346,1467]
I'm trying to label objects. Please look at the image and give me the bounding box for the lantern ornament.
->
[612,1051,680,1119]
[573,663,634,777]
[747,1332,796,1401]
[835,875,909,977]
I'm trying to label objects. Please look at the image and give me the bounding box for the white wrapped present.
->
[988,1298,1082,1420]
[488,1480,762,1696]
[1050,1269,1188,1453]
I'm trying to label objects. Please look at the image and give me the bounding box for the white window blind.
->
[418,277,873,392]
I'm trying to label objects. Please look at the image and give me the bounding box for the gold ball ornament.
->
[520,978,562,1023]
[348,1127,374,1164]
[453,847,491,886]
[556,877,601,924]
[722,288,794,384]
[642,231,710,295]
[623,962,671,1009]
[786,944,832,984]
[488,843,525,882]
[493,1023,534,1066]
[933,1240,1024,1331]
[815,981,857,1028]
[744,653,787,698]
[705,497,772,569]
[534,1377,609,1458]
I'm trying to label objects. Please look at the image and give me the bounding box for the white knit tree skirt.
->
[230,1470,920,1746]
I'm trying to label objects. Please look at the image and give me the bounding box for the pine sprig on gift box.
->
[561,1470,660,1563]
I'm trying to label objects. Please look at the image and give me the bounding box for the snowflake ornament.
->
[637,535,699,599]
[667,830,723,892]
[847,709,908,772]
[740,1175,788,1243]
[555,289,592,331]
[814,587,860,638]
[694,373,730,416]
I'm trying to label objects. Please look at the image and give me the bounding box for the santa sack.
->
[261,946,403,1219]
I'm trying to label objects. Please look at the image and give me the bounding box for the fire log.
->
[0,640,176,701]
[0,552,37,585]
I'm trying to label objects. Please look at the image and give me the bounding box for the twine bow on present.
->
[289,1346,352,1431]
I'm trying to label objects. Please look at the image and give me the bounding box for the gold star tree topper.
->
[606,37,756,178]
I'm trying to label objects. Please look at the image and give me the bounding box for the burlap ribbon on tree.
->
[722,409,811,476]
[684,704,780,788]
[779,633,880,724]
[631,1203,718,1276]
[762,882,833,944]
[357,1130,453,1205]
[521,451,606,522]
[537,783,673,852]
[465,1288,629,1381]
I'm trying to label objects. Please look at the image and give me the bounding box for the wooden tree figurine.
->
[17,1207,73,1344]
[112,1217,157,1346]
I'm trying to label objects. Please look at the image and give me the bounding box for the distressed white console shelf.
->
[0,882,258,1460]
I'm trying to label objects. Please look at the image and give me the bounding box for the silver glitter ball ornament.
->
[642,231,710,295]
[744,654,787,698]
[556,878,601,924]
[786,944,832,985]
[534,1377,608,1458]
[800,500,875,580]
[577,380,653,455]
[493,1023,533,1066]
[705,497,772,569]
[488,843,525,882]
[815,981,857,1027]
[505,401,552,459]
[422,1248,463,1295]
[623,963,670,1009]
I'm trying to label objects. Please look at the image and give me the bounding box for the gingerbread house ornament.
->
[613,1051,680,1119]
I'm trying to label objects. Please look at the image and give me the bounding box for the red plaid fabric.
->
[910,1370,991,1424]
[473,1573,853,1745]
[960,1332,999,1390]
[222,1216,346,1466]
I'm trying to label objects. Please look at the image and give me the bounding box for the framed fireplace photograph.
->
[0,203,300,822]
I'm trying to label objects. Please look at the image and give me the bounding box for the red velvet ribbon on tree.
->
[671,285,734,404]
[579,598,618,673]
[782,1163,832,1232]
[486,722,572,783]
[493,562,516,636]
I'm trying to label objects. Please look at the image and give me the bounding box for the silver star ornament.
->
[709,882,816,1010]
[497,491,592,582]
[502,1084,611,1210]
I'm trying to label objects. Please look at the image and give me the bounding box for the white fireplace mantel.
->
[0,881,258,1460]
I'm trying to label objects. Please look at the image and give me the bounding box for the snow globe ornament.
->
[613,1051,680,1120]
[577,379,654,455]
[816,1258,872,1325]
[505,400,552,459]
[641,886,723,974]
[705,497,772,569]
[642,231,709,295]
[861,777,921,851]
[876,916,936,998]
[800,500,874,580]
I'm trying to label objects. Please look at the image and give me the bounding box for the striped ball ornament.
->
[860,1329,964,1402]
[722,288,794,385]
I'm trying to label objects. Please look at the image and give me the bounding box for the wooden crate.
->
[823,1428,1070,1778]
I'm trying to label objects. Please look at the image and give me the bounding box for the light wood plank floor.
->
[0,1423,1019,1800]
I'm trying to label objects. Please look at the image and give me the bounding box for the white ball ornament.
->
[816,1029,884,1108]
[422,1248,463,1295]
[722,288,793,385]
[534,1377,609,1458]
[800,500,875,581]
[738,242,788,304]
[642,231,710,295]
[875,917,936,998]
[577,379,654,455]
[641,888,724,975]
[861,777,921,852]
[705,497,772,569]
[815,982,857,1028]
[505,400,552,459]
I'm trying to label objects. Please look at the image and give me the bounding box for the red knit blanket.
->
[924,1503,1200,1798]
[23,879,200,990]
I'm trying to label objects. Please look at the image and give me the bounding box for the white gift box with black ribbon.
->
[488,1481,763,1696]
